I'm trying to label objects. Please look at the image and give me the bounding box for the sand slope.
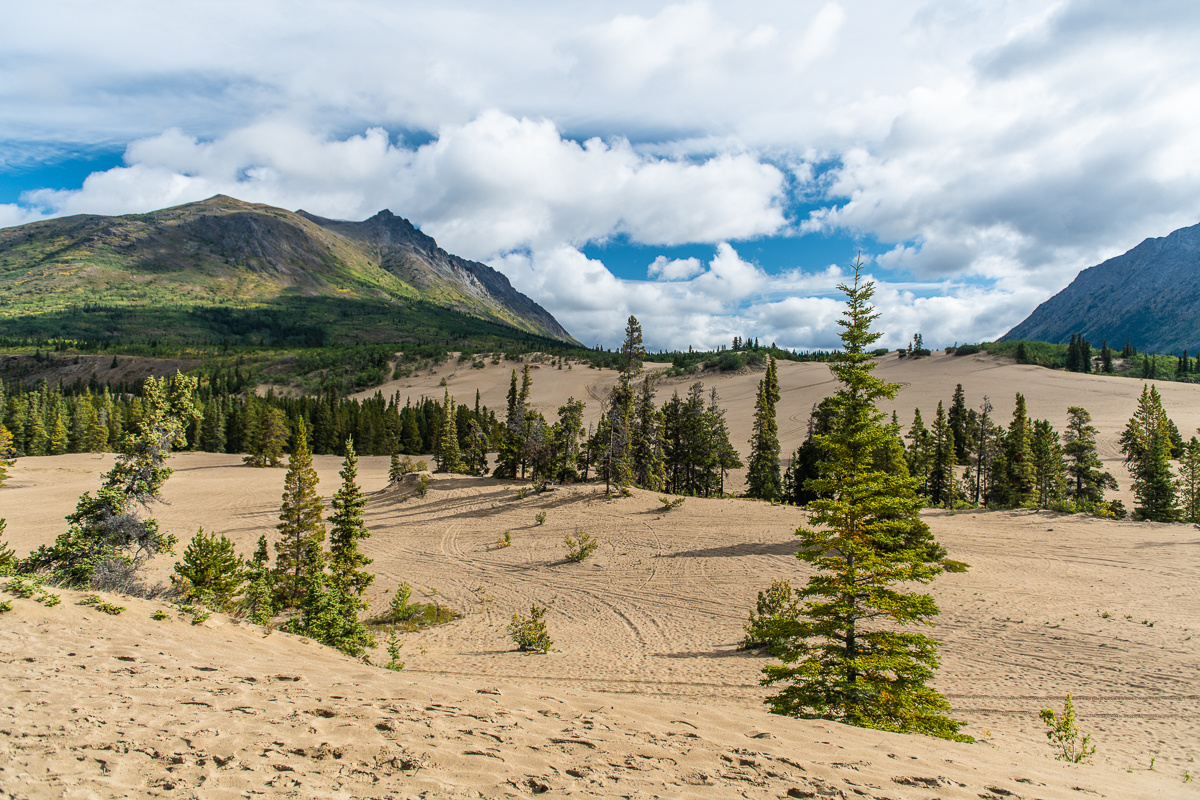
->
[3,354,1200,798]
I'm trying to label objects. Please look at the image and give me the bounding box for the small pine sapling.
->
[388,581,415,623]
[415,474,430,497]
[564,529,599,562]
[385,627,405,671]
[658,496,685,511]
[740,579,801,652]
[497,530,512,549]
[1040,693,1095,763]
[508,604,552,652]
[535,511,547,526]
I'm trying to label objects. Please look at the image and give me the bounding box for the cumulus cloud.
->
[19,113,788,261]
[4,1,1200,348]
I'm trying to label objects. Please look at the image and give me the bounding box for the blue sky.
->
[3,1,1199,351]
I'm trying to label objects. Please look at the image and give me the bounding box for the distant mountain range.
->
[1002,221,1200,353]
[0,195,575,345]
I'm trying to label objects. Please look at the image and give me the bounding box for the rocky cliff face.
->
[1001,221,1200,353]
[298,209,572,341]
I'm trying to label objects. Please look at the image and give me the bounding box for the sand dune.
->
[2,354,1199,798]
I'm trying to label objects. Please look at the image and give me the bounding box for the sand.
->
[2,352,1199,798]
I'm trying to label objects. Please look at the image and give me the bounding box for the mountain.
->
[0,195,575,345]
[1001,221,1200,353]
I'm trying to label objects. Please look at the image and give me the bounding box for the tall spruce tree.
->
[22,373,200,586]
[1178,436,1200,523]
[763,260,966,741]
[1030,419,1066,508]
[905,409,933,496]
[928,401,956,508]
[1063,407,1117,510]
[948,385,969,464]
[746,355,783,501]
[323,437,375,655]
[1119,384,1179,522]
[631,382,665,490]
[435,389,462,472]
[274,417,325,607]
[998,393,1036,507]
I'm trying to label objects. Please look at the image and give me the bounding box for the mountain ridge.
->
[1001,221,1200,353]
[0,195,575,344]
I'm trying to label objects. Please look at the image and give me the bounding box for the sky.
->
[2,1,1199,352]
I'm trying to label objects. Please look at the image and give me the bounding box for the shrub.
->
[387,581,416,623]
[1040,693,1095,763]
[36,591,61,607]
[497,530,512,548]
[80,594,126,615]
[658,496,686,511]
[152,609,171,621]
[0,599,11,612]
[507,604,552,653]
[415,474,430,497]
[953,344,981,356]
[385,627,405,671]
[516,487,528,500]
[6,576,40,599]
[173,528,247,611]
[89,558,169,598]
[740,579,802,651]
[534,511,547,526]
[564,529,599,562]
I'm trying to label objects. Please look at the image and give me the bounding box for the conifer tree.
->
[244,407,289,467]
[49,409,69,455]
[1178,436,1200,523]
[905,409,933,495]
[22,373,200,586]
[494,370,522,479]
[1063,407,1117,510]
[707,387,742,496]
[174,528,247,610]
[620,315,645,377]
[631,381,665,490]
[555,397,586,482]
[928,401,956,507]
[1031,419,1066,508]
[26,405,48,456]
[0,423,14,487]
[998,394,1036,507]
[388,452,404,484]
[1100,341,1114,373]
[462,420,490,476]
[746,355,782,501]
[1119,384,1179,522]
[948,384,969,464]
[243,535,275,625]
[435,389,462,472]
[400,405,422,455]
[325,438,375,653]
[763,259,966,741]
[274,417,325,607]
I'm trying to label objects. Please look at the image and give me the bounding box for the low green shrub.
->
[564,529,599,562]
[507,604,552,653]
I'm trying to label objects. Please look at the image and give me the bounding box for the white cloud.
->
[648,255,704,281]
[3,1,1200,349]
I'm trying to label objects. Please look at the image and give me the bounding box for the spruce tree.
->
[243,535,275,625]
[1119,384,1179,522]
[173,528,247,610]
[998,393,1036,507]
[1100,341,1113,373]
[22,373,200,586]
[388,452,404,484]
[1178,436,1200,523]
[762,259,966,741]
[928,401,956,508]
[905,409,932,496]
[274,417,325,607]
[631,381,665,490]
[1063,407,1117,511]
[435,389,462,472]
[494,370,522,479]
[49,409,69,455]
[948,384,969,464]
[746,355,782,501]
[1030,419,1066,508]
[0,423,14,487]
[555,397,586,482]
[325,437,375,654]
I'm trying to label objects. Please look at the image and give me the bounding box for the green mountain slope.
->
[1001,221,1200,353]
[0,195,576,345]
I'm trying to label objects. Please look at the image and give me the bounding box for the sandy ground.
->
[2,353,1199,798]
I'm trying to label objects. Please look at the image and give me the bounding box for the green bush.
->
[740,579,801,651]
[1040,693,1095,763]
[507,604,552,653]
[658,496,685,511]
[534,511,547,526]
[173,528,247,611]
[497,530,512,548]
[564,529,599,562]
